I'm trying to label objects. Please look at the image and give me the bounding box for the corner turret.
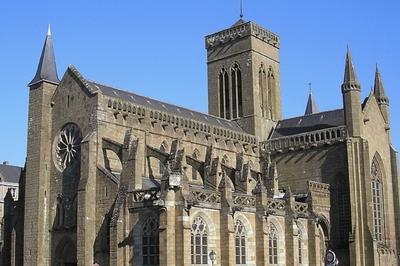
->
[341,48,363,137]
[373,66,390,123]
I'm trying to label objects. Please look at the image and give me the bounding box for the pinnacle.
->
[374,65,386,98]
[343,48,359,84]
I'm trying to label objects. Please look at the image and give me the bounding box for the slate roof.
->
[270,109,345,139]
[90,81,247,133]
[0,164,22,183]
[29,25,59,86]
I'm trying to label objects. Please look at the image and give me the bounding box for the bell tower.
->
[24,25,59,265]
[205,18,281,140]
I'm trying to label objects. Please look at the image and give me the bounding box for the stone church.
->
[2,15,399,266]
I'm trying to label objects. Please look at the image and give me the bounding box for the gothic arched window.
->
[371,157,384,241]
[269,223,279,265]
[259,64,267,118]
[235,220,247,265]
[231,63,243,119]
[219,68,230,119]
[267,66,275,120]
[159,143,167,177]
[221,154,229,166]
[191,216,208,265]
[298,228,303,264]
[142,216,159,265]
[192,150,199,180]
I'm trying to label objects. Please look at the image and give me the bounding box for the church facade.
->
[3,16,400,266]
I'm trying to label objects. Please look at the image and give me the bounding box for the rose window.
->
[55,123,82,171]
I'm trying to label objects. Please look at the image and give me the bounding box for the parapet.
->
[205,21,280,49]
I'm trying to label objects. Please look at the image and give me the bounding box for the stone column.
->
[254,182,269,265]
[284,192,295,266]
[307,219,319,266]
[219,175,235,266]
[174,189,191,266]
[77,132,97,266]
[159,189,176,266]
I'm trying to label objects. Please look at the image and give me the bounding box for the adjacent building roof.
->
[0,163,22,184]
[90,81,247,133]
[28,25,59,86]
[270,109,344,139]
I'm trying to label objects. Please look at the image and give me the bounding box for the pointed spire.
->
[342,47,361,92]
[374,65,386,98]
[28,25,59,87]
[343,47,358,83]
[240,0,244,19]
[304,85,319,115]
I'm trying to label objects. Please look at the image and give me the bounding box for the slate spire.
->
[28,25,59,87]
[304,90,319,115]
[373,65,387,100]
[341,47,360,92]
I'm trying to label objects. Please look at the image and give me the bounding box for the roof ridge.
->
[278,108,343,122]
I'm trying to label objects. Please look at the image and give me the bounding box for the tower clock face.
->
[54,123,82,171]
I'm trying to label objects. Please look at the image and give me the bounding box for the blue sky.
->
[0,1,399,166]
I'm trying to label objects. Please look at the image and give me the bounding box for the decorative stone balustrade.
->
[266,198,286,215]
[232,193,256,209]
[293,202,308,217]
[262,126,347,154]
[190,187,221,209]
[128,188,162,209]
[205,21,280,49]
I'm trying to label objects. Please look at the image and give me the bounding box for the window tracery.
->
[142,216,159,265]
[269,223,279,265]
[191,216,208,265]
[55,123,82,171]
[235,220,246,265]
[371,158,384,241]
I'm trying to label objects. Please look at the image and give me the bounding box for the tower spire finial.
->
[308,82,312,94]
[47,24,51,36]
[240,0,243,19]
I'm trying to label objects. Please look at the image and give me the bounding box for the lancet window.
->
[219,68,230,119]
[371,157,384,241]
